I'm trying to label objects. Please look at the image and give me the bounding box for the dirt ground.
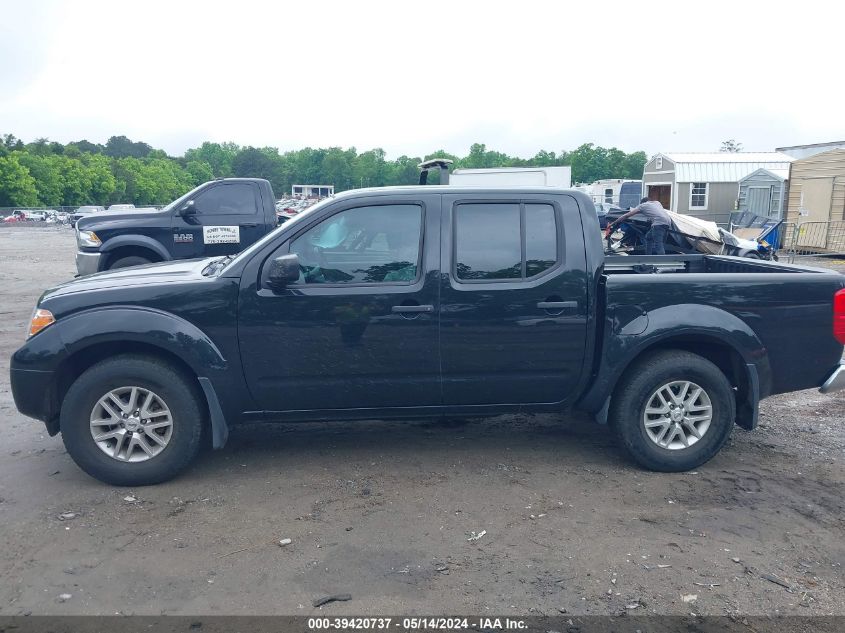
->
[0,227,843,617]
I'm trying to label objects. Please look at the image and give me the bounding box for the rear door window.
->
[454,204,521,280]
[454,202,560,282]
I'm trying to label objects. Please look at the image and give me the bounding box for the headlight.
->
[28,308,55,338]
[77,229,101,248]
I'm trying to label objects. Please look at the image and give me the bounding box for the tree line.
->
[0,133,648,208]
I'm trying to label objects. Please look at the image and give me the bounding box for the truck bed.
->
[600,254,844,398]
[603,254,838,276]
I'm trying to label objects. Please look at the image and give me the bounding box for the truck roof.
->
[331,185,589,199]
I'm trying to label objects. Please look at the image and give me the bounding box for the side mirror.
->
[179,200,197,217]
[267,254,300,289]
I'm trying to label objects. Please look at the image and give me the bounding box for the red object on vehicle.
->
[834,289,845,344]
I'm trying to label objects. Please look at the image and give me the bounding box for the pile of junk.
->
[604,209,784,260]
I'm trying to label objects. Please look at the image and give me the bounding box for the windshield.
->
[220,196,335,271]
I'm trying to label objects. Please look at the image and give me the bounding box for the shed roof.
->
[657,152,793,182]
[776,141,845,152]
[738,167,789,183]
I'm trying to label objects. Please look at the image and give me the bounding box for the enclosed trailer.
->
[449,166,571,188]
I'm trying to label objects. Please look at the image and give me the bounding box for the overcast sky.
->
[1,0,843,159]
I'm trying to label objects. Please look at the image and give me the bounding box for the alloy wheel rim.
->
[89,386,173,462]
[643,380,712,450]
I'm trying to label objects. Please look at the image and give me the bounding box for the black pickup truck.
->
[11,186,845,485]
[74,178,278,275]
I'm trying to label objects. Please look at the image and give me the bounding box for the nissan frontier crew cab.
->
[11,186,845,485]
[74,178,279,275]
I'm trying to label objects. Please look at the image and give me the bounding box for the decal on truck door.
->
[173,232,194,243]
[203,226,240,244]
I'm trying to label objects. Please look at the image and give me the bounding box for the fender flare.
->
[99,235,172,267]
[56,307,232,446]
[577,303,771,430]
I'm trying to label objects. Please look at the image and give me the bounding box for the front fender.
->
[100,234,172,264]
[56,306,227,373]
[13,307,234,445]
[577,303,772,422]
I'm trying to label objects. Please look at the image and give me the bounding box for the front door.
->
[238,195,441,413]
[439,194,589,406]
[747,186,772,215]
[648,185,672,209]
[171,181,266,259]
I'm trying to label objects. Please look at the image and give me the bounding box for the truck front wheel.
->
[609,350,735,472]
[60,355,205,486]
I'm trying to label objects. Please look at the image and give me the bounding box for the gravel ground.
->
[0,227,843,617]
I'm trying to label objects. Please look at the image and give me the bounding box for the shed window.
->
[604,188,613,203]
[656,156,663,170]
[690,182,708,209]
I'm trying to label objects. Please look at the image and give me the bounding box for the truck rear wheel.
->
[108,255,153,270]
[60,355,204,486]
[609,350,735,472]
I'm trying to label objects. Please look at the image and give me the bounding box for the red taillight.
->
[835,289,845,344]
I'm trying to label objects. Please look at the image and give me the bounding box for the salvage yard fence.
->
[782,221,845,262]
[0,205,166,216]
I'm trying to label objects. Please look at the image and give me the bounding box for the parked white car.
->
[20,210,47,221]
[70,206,105,227]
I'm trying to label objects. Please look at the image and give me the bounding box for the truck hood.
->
[41,258,215,300]
[77,209,169,230]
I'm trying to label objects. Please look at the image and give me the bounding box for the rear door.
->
[439,193,589,406]
[171,181,265,258]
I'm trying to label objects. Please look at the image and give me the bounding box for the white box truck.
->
[448,166,572,188]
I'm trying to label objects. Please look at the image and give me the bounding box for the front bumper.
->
[75,250,101,276]
[10,368,60,434]
[820,363,845,394]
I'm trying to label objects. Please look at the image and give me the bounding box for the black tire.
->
[742,251,761,259]
[60,355,205,486]
[609,350,735,472]
[108,255,152,270]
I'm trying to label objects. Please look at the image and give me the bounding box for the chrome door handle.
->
[391,305,434,313]
[537,301,577,310]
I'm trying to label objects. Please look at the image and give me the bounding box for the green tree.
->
[184,142,238,177]
[69,139,104,154]
[185,160,214,186]
[132,158,193,205]
[232,146,285,192]
[105,135,153,158]
[0,153,39,206]
[720,139,743,153]
[83,153,117,204]
[17,153,63,205]
[1,134,25,151]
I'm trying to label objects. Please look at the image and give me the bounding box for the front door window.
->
[289,204,423,285]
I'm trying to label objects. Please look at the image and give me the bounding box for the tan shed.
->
[785,149,845,223]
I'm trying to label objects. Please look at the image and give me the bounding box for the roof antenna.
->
[418,159,453,185]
